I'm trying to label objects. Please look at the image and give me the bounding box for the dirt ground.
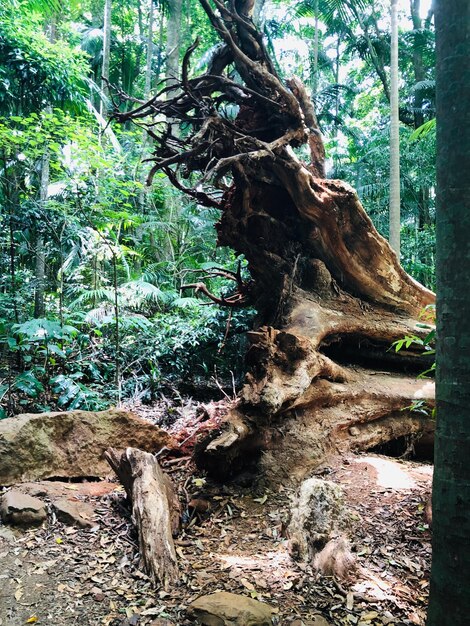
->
[0,449,432,626]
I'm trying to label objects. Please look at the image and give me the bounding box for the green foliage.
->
[392,305,436,380]
[0,0,437,417]
[0,4,87,114]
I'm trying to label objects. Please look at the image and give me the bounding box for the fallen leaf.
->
[253,494,268,504]
[25,617,38,624]
[14,588,23,601]
[241,578,255,591]
[361,612,378,620]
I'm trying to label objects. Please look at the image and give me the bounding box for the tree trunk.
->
[165,0,182,99]
[312,0,319,98]
[389,0,401,258]
[113,0,435,486]
[100,0,112,117]
[427,0,470,623]
[34,150,48,319]
[105,447,180,589]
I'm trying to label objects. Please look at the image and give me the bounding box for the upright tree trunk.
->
[427,0,470,623]
[136,0,155,270]
[410,0,425,130]
[34,150,48,318]
[144,0,154,99]
[100,0,112,117]
[410,0,431,230]
[389,0,401,258]
[34,18,57,319]
[165,0,182,99]
[312,0,319,98]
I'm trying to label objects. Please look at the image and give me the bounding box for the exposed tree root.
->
[113,0,436,486]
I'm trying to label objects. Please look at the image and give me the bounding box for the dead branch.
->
[105,447,180,589]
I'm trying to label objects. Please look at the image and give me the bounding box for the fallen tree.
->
[105,447,180,589]
[112,0,435,484]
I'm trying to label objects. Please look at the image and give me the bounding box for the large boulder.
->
[0,409,174,485]
[187,591,274,626]
[0,489,47,526]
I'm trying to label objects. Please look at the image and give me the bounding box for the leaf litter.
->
[0,402,433,626]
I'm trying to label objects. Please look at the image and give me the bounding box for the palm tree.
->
[427,0,470,623]
[389,0,400,258]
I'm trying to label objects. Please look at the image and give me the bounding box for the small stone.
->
[291,618,332,626]
[349,426,360,437]
[187,591,273,625]
[0,526,17,542]
[309,616,333,626]
[52,499,95,528]
[93,592,105,602]
[0,490,47,527]
[149,620,174,626]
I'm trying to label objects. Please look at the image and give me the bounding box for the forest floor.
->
[0,401,433,626]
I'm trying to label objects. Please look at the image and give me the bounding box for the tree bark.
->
[389,0,401,258]
[427,0,470,623]
[100,0,112,117]
[165,0,182,99]
[105,447,180,589]
[113,0,435,486]
[34,150,48,319]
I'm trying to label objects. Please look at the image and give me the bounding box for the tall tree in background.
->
[389,0,400,257]
[100,0,112,116]
[427,0,470,623]
[34,15,58,318]
[166,0,182,97]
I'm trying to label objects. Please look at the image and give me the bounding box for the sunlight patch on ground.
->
[216,550,295,580]
[354,456,417,490]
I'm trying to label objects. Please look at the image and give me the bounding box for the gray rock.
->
[0,409,174,485]
[187,591,273,625]
[288,477,350,561]
[0,525,17,542]
[0,490,47,527]
[51,498,95,528]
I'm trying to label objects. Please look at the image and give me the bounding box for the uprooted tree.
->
[113,0,435,485]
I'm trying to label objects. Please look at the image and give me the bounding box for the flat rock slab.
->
[187,591,273,625]
[0,409,174,485]
[52,498,96,528]
[19,480,118,500]
[0,489,47,527]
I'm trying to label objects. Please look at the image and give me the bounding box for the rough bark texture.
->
[113,0,435,485]
[427,1,470,623]
[105,447,180,589]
